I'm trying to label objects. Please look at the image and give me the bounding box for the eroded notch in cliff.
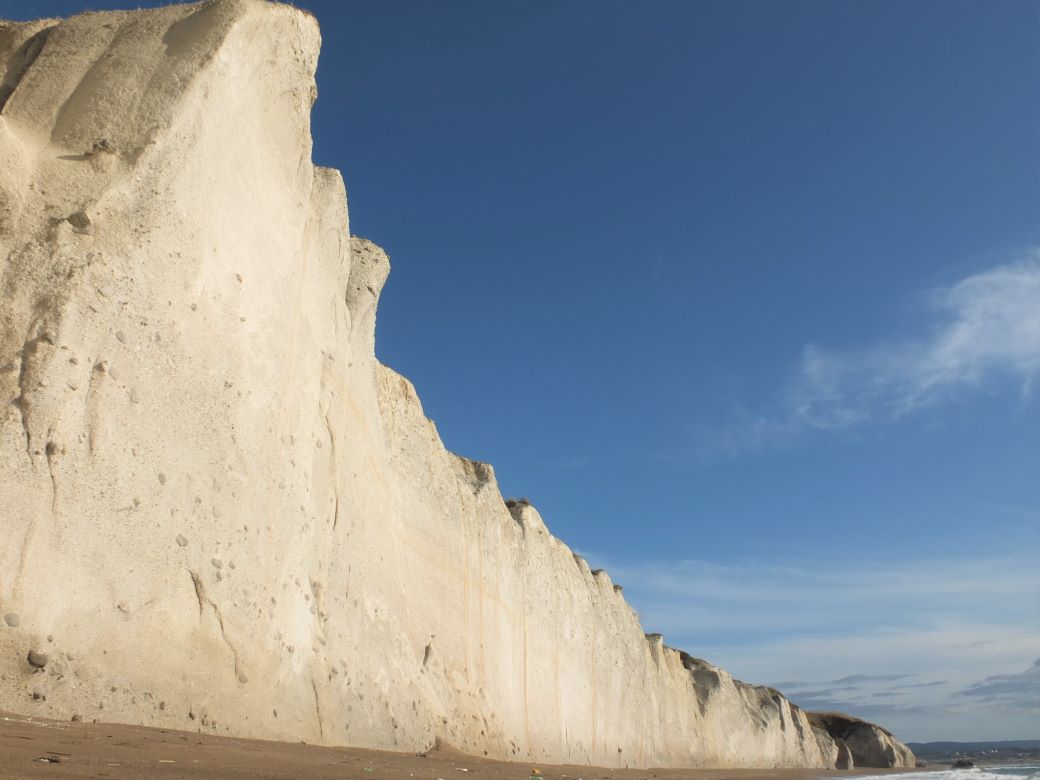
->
[310,678,325,740]
[321,402,340,530]
[422,640,433,669]
[0,25,54,112]
[679,651,721,717]
[14,324,58,463]
[44,434,59,511]
[452,453,494,496]
[189,569,206,616]
[187,569,245,682]
[504,497,530,529]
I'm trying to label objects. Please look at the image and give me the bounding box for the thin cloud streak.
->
[954,658,1040,711]
[600,556,1039,621]
[587,552,1039,656]
[582,551,1040,740]
[831,674,916,685]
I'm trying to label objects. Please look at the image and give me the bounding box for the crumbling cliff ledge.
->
[0,0,914,769]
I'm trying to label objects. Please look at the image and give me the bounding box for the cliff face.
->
[0,1,913,769]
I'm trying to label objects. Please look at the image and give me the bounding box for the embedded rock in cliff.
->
[808,712,916,769]
[0,0,912,769]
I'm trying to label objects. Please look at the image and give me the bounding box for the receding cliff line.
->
[0,0,914,769]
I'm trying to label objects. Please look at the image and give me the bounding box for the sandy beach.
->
[0,712,925,780]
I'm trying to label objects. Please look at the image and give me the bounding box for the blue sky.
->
[10,0,1039,742]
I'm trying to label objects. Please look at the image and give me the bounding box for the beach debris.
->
[66,211,93,234]
[92,138,116,155]
[27,650,49,669]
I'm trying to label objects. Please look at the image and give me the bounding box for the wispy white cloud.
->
[793,255,1040,429]
[709,253,1040,452]
[580,551,1040,741]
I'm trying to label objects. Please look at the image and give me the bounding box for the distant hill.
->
[908,740,1040,765]
[908,741,1040,752]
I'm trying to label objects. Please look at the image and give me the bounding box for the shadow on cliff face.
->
[808,712,894,740]
[807,711,914,769]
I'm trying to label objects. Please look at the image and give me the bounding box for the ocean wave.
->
[826,768,1040,780]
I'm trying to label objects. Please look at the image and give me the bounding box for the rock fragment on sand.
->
[27,650,49,669]
[175,534,188,547]
[66,210,93,234]
[3,613,19,627]
[92,138,116,154]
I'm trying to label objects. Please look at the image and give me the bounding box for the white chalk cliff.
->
[0,1,914,769]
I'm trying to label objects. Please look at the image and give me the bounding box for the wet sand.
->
[0,712,921,780]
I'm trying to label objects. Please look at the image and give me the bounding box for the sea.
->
[830,768,1040,780]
